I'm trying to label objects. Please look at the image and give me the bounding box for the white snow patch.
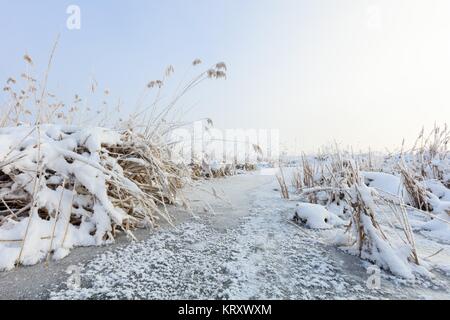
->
[294,203,345,229]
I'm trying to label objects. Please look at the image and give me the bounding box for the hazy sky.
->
[1,0,450,153]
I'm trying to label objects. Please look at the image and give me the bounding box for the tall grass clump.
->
[0,40,227,270]
[286,143,436,278]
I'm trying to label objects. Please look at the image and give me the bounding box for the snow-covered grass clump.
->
[283,126,450,279]
[294,167,429,279]
[0,50,232,271]
[0,124,188,270]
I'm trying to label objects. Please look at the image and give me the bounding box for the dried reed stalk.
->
[399,163,432,211]
[276,167,289,199]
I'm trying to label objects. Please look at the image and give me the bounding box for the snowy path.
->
[46,172,449,300]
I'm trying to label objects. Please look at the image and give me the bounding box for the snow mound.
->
[294,203,345,229]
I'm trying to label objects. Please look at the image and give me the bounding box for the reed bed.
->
[284,135,448,278]
[0,45,228,270]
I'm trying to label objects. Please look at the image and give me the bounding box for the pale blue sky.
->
[1,0,450,152]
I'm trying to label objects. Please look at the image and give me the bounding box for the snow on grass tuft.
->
[0,124,188,270]
[294,203,344,229]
